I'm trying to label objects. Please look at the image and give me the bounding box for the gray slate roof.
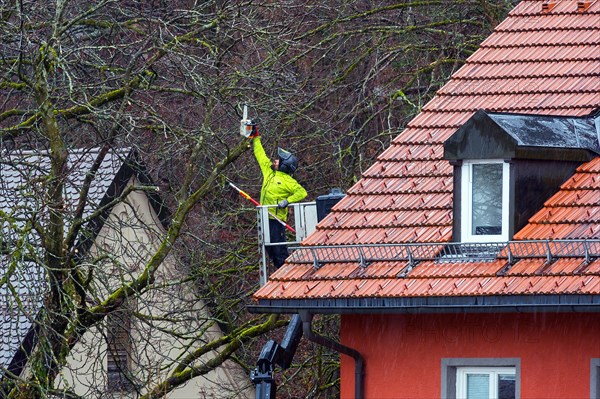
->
[488,112,600,154]
[0,147,132,376]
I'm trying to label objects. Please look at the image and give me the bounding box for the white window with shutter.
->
[456,367,516,399]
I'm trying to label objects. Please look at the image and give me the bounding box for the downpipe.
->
[299,311,364,399]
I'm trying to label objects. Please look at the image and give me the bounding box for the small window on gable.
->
[106,301,136,392]
[461,160,510,242]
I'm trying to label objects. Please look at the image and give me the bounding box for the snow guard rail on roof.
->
[288,240,600,269]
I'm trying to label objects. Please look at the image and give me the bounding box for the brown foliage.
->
[0,0,516,397]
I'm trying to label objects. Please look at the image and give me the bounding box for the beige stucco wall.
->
[58,177,253,398]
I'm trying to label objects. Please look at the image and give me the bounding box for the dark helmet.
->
[277,147,298,175]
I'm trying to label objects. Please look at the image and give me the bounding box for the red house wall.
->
[340,312,600,398]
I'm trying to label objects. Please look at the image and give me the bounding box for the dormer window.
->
[444,109,600,244]
[461,160,509,242]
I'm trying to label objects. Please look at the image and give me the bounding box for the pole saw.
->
[228,181,296,234]
[239,104,257,138]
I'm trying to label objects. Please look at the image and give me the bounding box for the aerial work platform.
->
[256,202,317,286]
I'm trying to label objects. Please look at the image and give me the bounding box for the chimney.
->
[541,2,556,12]
[577,1,592,12]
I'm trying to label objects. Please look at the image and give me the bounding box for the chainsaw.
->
[239,104,258,138]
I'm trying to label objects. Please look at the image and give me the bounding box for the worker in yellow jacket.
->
[252,134,307,268]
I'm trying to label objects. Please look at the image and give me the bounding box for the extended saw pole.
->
[228,182,296,234]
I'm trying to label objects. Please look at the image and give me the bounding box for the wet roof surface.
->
[489,112,600,153]
[254,0,600,309]
[0,148,130,373]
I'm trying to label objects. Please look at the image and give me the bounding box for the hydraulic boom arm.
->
[250,314,303,398]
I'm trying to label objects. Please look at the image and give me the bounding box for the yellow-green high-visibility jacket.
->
[253,137,307,222]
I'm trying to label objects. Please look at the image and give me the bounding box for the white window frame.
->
[456,366,516,399]
[442,358,520,399]
[461,160,510,242]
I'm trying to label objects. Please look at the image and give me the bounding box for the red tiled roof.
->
[254,0,600,305]
[256,257,600,302]
[515,157,600,239]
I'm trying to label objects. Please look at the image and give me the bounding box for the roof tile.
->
[254,0,600,305]
[583,259,600,274]
[362,160,452,178]
[408,259,506,278]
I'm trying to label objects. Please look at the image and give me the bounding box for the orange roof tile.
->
[253,0,600,310]
[514,158,600,240]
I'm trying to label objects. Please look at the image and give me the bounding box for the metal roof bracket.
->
[397,247,416,277]
[358,248,368,268]
[584,240,591,264]
[497,244,515,276]
[407,247,415,268]
[507,244,515,265]
[310,248,323,269]
[545,240,555,264]
[399,265,413,278]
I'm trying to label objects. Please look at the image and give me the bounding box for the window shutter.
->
[466,374,490,398]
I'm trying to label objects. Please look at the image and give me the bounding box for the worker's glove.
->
[249,125,260,138]
[277,199,289,209]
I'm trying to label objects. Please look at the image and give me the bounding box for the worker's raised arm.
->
[252,137,273,178]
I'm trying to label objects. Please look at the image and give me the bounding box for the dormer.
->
[444,109,600,243]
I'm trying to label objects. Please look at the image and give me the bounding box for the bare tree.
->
[0,1,283,397]
[0,0,515,397]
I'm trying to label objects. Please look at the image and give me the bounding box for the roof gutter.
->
[248,294,600,315]
[299,311,364,399]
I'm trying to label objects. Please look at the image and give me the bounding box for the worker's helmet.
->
[277,147,298,175]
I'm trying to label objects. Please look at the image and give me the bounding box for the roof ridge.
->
[453,72,598,80]
[417,103,599,114]
[482,42,600,49]
[466,56,600,64]
[495,26,600,32]
[508,11,600,17]
[438,89,600,96]
[480,41,600,49]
